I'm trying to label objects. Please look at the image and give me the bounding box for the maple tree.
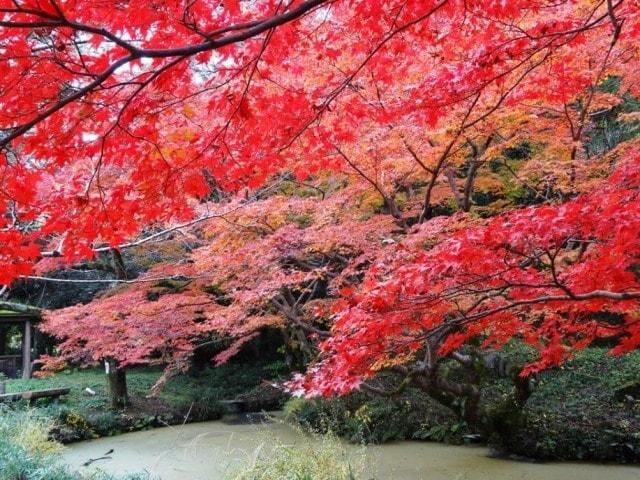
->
[294,144,640,421]
[0,0,638,276]
[0,0,639,418]
[38,180,398,387]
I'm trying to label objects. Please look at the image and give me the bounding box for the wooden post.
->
[0,326,6,356]
[22,319,32,379]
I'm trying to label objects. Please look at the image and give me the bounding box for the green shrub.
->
[0,406,148,479]
[0,407,62,456]
[286,347,640,462]
[61,409,97,439]
[487,347,640,462]
[163,360,287,411]
[229,431,364,480]
[284,388,455,444]
[185,395,225,422]
[0,436,79,480]
[88,411,125,437]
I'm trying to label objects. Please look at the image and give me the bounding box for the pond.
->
[62,415,640,480]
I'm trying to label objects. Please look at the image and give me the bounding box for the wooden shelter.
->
[0,309,41,379]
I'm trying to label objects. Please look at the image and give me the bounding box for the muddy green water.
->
[62,416,640,480]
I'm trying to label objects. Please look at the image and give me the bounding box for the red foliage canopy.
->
[1,0,638,280]
[39,185,397,370]
[0,1,639,389]
[295,149,640,395]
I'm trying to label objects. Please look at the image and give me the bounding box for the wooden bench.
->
[0,387,70,406]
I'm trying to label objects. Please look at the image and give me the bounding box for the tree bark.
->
[105,358,129,409]
[104,249,130,409]
[111,248,128,280]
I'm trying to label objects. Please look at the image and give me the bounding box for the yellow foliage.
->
[1,410,63,456]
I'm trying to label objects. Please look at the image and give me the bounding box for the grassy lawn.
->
[4,359,286,407]
[5,367,162,411]
[0,360,287,443]
[2,367,192,442]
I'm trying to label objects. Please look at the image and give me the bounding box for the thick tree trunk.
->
[105,358,129,409]
[105,250,129,409]
[412,370,482,428]
[111,248,128,280]
[410,349,528,433]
